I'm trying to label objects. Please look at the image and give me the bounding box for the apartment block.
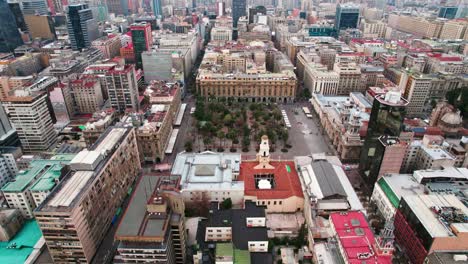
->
[70,78,104,114]
[104,65,140,112]
[415,145,456,170]
[1,155,73,218]
[114,175,186,263]
[0,147,21,188]
[35,127,141,263]
[91,35,122,59]
[401,73,432,117]
[120,82,180,163]
[2,91,57,152]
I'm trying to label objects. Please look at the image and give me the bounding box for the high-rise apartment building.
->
[359,91,408,189]
[35,127,141,263]
[130,22,152,69]
[114,175,186,263]
[2,91,57,152]
[335,3,360,32]
[70,78,104,114]
[0,0,23,52]
[91,35,122,59]
[401,72,432,117]
[105,65,140,112]
[67,4,99,51]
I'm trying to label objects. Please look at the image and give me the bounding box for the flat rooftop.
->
[420,145,455,161]
[377,174,425,208]
[413,167,468,183]
[402,194,468,238]
[116,175,179,240]
[172,151,243,192]
[37,127,131,212]
[2,157,73,193]
[0,220,42,264]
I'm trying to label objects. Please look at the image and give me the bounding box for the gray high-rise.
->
[67,4,99,51]
[0,0,23,52]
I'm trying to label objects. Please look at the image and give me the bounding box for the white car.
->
[190,107,196,114]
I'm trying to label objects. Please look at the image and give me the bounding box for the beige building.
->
[24,15,56,40]
[70,78,104,114]
[401,72,432,117]
[197,70,296,103]
[35,127,141,263]
[388,14,444,38]
[91,35,122,59]
[121,82,181,163]
[0,76,34,100]
[211,27,233,42]
[304,64,339,95]
[415,145,456,171]
[361,20,387,39]
[311,92,372,161]
[333,62,362,95]
[82,109,117,147]
[440,21,467,40]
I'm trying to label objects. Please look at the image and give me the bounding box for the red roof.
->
[330,211,392,264]
[239,160,303,200]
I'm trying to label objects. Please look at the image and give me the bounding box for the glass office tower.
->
[359,91,408,189]
[0,0,23,52]
[335,3,360,32]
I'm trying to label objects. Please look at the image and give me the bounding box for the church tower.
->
[255,135,275,169]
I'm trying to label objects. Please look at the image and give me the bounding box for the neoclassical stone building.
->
[311,92,371,161]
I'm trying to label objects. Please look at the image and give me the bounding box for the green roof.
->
[216,243,233,257]
[234,249,251,264]
[1,156,73,193]
[378,178,400,208]
[29,164,63,192]
[0,220,42,264]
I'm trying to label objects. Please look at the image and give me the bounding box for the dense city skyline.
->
[0,0,466,263]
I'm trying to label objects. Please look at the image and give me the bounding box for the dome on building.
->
[438,111,463,135]
[440,111,462,126]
